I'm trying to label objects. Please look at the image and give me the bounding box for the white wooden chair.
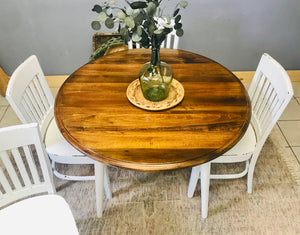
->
[6,55,111,198]
[0,123,79,235]
[187,53,294,218]
[128,19,179,49]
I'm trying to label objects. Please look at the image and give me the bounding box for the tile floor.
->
[0,84,299,165]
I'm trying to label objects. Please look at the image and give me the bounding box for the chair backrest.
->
[0,123,55,208]
[6,55,54,139]
[128,19,179,49]
[248,53,293,150]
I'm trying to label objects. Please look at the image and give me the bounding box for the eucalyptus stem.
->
[151,35,164,83]
[151,47,160,66]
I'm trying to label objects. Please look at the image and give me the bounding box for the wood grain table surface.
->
[55,48,251,172]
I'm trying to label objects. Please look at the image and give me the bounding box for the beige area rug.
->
[55,130,300,235]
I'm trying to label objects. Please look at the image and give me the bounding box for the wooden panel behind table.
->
[0,67,10,97]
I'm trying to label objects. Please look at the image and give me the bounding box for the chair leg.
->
[187,165,201,198]
[247,156,258,194]
[200,162,211,219]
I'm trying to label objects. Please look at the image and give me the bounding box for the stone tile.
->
[0,106,21,128]
[271,124,289,147]
[0,106,8,121]
[292,82,300,98]
[278,121,300,146]
[279,98,300,121]
[0,95,9,105]
[291,147,300,163]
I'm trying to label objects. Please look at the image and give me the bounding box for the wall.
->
[0,0,299,75]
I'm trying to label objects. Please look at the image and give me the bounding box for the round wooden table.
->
[55,49,251,217]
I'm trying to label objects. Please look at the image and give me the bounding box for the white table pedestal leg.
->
[95,162,104,218]
[200,162,211,219]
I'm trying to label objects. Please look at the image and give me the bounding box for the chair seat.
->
[45,118,94,164]
[212,123,256,163]
[0,195,79,235]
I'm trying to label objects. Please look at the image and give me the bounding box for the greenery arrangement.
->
[91,0,188,49]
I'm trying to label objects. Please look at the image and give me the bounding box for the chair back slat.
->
[0,167,13,194]
[24,86,42,122]
[35,73,54,107]
[173,34,179,49]
[165,34,172,48]
[27,82,46,118]
[31,77,48,114]
[0,150,23,191]
[33,75,51,111]
[0,123,55,208]
[127,40,133,49]
[20,98,36,122]
[255,78,270,118]
[249,73,265,111]
[22,145,41,185]
[257,80,273,119]
[249,53,293,144]
[259,92,275,128]
[11,148,32,187]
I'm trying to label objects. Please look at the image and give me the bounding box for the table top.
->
[54,49,251,171]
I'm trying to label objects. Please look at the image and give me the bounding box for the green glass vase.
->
[139,40,173,102]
